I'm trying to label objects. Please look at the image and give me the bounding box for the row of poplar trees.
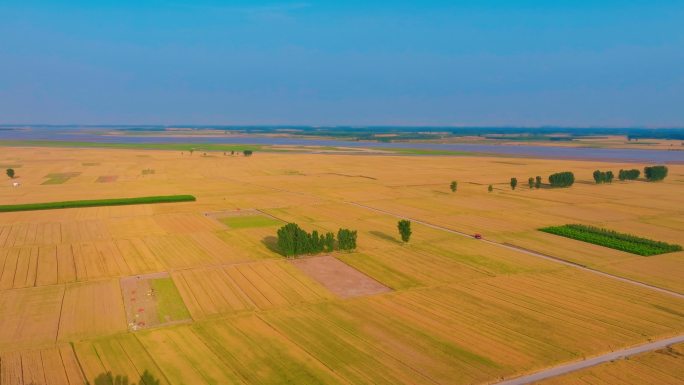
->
[276,223,357,257]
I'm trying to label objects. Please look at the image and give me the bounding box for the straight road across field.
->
[491,334,684,385]
[348,201,684,300]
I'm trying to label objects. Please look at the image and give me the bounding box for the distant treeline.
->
[72,126,684,142]
[276,223,357,257]
[593,165,668,184]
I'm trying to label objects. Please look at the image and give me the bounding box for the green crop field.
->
[0,194,196,212]
[540,224,682,256]
[151,277,191,322]
[220,215,283,229]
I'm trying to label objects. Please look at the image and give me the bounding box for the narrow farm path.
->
[348,202,684,300]
[490,334,684,385]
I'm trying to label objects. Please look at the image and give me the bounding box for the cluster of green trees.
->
[337,228,358,251]
[276,223,356,257]
[618,169,640,180]
[244,150,253,156]
[591,165,667,184]
[524,176,542,189]
[644,165,668,181]
[548,171,575,187]
[592,170,614,184]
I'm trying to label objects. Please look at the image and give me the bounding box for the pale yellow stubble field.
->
[0,146,683,384]
[1,146,682,290]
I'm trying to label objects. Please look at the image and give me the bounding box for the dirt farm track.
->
[0,146,683,385]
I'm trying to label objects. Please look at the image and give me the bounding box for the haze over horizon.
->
[1,1,683,127]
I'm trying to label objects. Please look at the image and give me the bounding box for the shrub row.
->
[0,195,196,212]
[548,172,575,187]
[276,223,357,257]
[540,224,682,256]
[618,169,640,181]
[593,170,614,184]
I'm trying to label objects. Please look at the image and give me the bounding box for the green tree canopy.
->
[644,165,668,181]
[397,219,412,242]
[618,169,640,181]
[338,228,358,250]
[548,172,575,187]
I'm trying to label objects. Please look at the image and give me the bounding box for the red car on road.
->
[473,234,482,239]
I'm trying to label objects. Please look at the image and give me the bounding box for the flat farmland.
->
[0,146,682,384]
[172,260,333,319]
[535,343,684,385]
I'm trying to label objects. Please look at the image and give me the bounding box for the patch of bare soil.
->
[120,272,174,331]
[291,255,391,299]
[204,208,260,220]
[96,175,118,183]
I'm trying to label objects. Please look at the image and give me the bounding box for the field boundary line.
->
[254,312,355,385]
[67,342,90,385]
[347,202,684,300]
[55,285,67,343]
[491,334,684,385]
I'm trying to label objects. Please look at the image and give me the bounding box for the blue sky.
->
[1,1,682,126]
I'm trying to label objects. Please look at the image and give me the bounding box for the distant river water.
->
[2,129,683,163]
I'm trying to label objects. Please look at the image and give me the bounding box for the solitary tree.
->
[450,181,458,192]
[535,176,542,189]
[397,220,412,243]
[488,184,493,192]
[231,150,235,155]
[528,177,534,189]
[243,150,253,156]
[510,177,518,190]
[593,170,602,184]
[189,148,194,156]
[6,168,15,179]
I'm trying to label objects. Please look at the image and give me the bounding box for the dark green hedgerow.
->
[0,195,196,212]
[540,224,682,256]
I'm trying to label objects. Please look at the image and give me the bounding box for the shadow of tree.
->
[261,235,281,254]
[91,370,161,385]
[26,370,161,385]
[369,230,401,244]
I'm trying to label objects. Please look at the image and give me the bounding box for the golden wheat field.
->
[0,146,682,384]
[535,343,684,384]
